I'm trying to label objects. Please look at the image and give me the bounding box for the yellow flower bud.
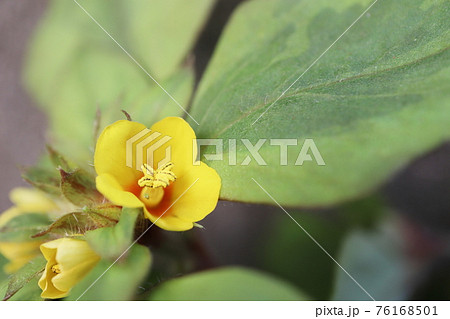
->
[0,188,57,274]
[0,188,78,274]
[38,238,100,299]
[0,240,43,273]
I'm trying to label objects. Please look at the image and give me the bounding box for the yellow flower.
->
[0,188,57,225]
[0,241,43,274]
[38,238,100,299]
[0,188,57,273]
[94,117,221,231]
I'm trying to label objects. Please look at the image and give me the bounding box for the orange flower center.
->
[138,162,176,208]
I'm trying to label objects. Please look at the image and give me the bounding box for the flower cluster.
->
[0,117,220,300]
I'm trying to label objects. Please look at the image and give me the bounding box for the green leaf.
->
[68,244,151,301]
[0,254,8,283]
[85,207,140,259]
[0,214,51,242]
[32,209,119,239]
[332,218,411,301]
[24,0,213,162]
[85,204,123,220]
[261,213,347,300]
[149,267,308,301]
[2,255,46,301]
[122,0,215,79]
[21,166,61,196]
[0,278,8,300]
[126,67,196,123]
[59,168,102,206]
[189,0,450,206]
[6,277,43,301]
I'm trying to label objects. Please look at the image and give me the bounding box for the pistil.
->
[137,163,176,208]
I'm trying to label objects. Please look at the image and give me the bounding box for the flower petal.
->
[52,239,100,291]
[40,239,60,260]
[149,117,197,177]
[144,162,221,231]
[94,120,146,188]
[10,188,57,212]
[0,207,21,227]
[39,270,67,299]
[0,241,43,273]
[96,173,143,208]
[39,242,65,299]
[143,208,194,231]
[54,239,99,272]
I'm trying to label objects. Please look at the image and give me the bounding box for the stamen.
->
[51,264,61,274]
[138,163,176,189]
[138,163,177,207]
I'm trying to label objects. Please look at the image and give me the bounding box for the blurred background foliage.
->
[0,0,449,300]
[24,0,215,164]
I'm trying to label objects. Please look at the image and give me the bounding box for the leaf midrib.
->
[209,46,449,139]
